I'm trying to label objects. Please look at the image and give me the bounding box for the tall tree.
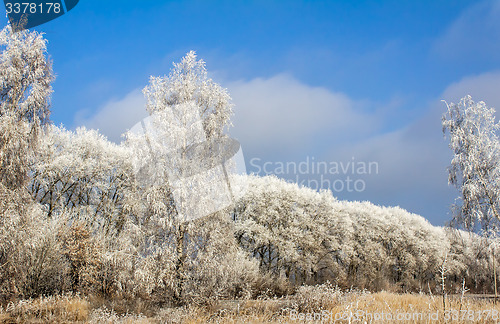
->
[127,51,235,304]
[442,95,500,234]
[0,25,53,191]
[0,25,59,300]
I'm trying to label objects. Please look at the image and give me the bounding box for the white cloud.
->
[324,99,455,221]
[74,88,147,143]
[442,70,500,110]
[76,74,382,150]
[227,74,380,158]
[434,0,500,62]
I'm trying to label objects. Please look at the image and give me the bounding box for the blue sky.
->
[3,0,500,226]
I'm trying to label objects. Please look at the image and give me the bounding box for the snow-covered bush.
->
[182,213,262,304]
[0,203,69,299]
[291,282,341,313]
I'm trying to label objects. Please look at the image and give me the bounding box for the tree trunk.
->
[494,246,497,304]
[174,222,187,305]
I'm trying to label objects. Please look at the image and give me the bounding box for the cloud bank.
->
[227,74,381,159]
[74,89,147,143]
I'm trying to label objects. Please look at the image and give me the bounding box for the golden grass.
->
[328,291,500,323]
[0,294,89,323]
[2,291,500,323]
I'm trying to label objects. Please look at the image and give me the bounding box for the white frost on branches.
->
[143,50,233,139]
[30,125,133,231]
[0,24,53,190]
[234,175,449,289]
[442,95,500,233]
[3,36,499,302]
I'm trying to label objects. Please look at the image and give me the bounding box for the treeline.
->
[235,175,496,293]
[1,124,497,304]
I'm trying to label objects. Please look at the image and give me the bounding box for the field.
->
[2,289,500,323]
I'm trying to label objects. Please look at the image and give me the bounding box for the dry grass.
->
[328,291,500,323]
[2,290,500,323]
[0,294,89,323]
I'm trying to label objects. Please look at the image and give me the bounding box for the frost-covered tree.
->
[29,125,133,231]
[336,201,447,291]
[131,51,236,224]
[143,50,233,139]
[0,25,58,300]
[0,25,53,191]
[126,51,238,304]
[234,175,455,292]
[442,96,500,233]
[445,228,494,292]
[233,175,349,286]
[26,122,256,301]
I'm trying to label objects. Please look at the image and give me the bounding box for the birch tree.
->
[144,50,233,139]
[0,25,63,299]
[442,95,500,233]
[0,25,53,191]
[126,51,237,304]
